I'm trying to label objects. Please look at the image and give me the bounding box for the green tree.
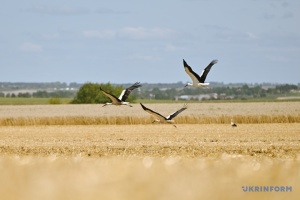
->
[32,90,49,98]
[18,92,31,98]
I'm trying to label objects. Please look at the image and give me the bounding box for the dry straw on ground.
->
[1,124,299,158]
[0,114,300,126]
[0,102,299,126]
[0,102,299,118]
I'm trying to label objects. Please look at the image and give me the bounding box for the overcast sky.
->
[1,0,299,84]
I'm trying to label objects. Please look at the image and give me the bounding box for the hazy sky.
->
[1,0,299,84]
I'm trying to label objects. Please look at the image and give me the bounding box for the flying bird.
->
[231,118,237,127]
[183,59,218,88]
[140,103,188,127]
[100,82,141,107]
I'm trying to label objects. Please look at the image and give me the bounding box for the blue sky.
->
[1,0,299,84]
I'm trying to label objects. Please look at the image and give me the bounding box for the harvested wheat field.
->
[0,102,300,200]
[0,102,300,125]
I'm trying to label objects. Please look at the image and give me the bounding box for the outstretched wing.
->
[183,59,201,83]
[166,104,188,120]
[119,82,142,102]
[140,103,166,121]
[100,88,121,104]
[199,59,218,83]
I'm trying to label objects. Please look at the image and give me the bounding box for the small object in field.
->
[231,118,237,127]
[140,103,188,128]
[183,59,218,88]
[100,82,141,107]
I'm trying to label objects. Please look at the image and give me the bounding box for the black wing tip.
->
[140,102,145,108]
[100,87,107,92]
[183,59,188,65]
[135,82,142,87]
[131,82,142,88]
[211,59,218,64]
[183,59,191,69]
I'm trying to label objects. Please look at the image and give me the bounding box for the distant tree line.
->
[137,84,300,100]
[1,82,299,103]
[0,90,76,98]
[0,82,82,90]
[71,83,299,103]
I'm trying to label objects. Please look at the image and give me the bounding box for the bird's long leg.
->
[168,121,177,128]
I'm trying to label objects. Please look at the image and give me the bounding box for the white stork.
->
[140,103,188,127]
[231,118,237,127]
[183,59,218,87]
[100,82,141,107]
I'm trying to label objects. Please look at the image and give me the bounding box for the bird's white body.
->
[103,102,131,106]
[231,119,237,127]
[153,119,175,124]
[185,82,210,88]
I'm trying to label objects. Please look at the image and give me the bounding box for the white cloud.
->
[119,27,175,40]
[246,32,259,40]
[82,27,176,40]
[96,8,131,15]
[42,33,60,40]
[82,30,116,39]
[127,54,160,61]
[282,11,293,19]
[164,43,187,52]
[281,2,289,7]
[24,5,89,15]
[266,55,290,62]
[262,13,276,20]
[19,42,43,52]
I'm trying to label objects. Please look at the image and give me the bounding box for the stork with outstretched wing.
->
[100,82,141,107]
[140,103,188,127]
[183,59,218,88]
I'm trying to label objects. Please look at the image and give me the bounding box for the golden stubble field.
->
[0,102,300,200]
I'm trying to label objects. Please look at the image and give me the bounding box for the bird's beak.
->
[184,84,188,87]
[102,104,107,107]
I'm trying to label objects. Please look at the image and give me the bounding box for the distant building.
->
[175,93,218,101]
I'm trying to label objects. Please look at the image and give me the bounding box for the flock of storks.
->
[100,59,237,128]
